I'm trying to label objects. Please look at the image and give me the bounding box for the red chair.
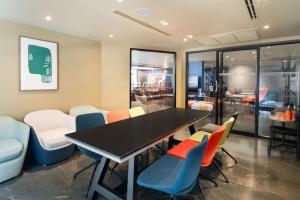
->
[167,125,228,186]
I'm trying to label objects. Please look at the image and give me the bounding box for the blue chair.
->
[137,136,208,200]
[74,113,106,179]
[0,116,30,183]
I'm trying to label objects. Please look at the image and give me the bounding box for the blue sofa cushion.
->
[0,139,23,163]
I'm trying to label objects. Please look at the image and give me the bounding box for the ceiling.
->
[189,43,300,64]
[1,0,300,49]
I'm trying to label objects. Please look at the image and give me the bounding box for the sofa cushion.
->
[0,139,23,163]
[38,128,74,149]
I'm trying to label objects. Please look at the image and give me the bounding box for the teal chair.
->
[137,136,208,199]
[0,116,30,183]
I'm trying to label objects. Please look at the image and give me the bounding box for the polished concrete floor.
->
[0,134,300,200]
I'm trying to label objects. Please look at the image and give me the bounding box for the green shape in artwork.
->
[28,45,52,83]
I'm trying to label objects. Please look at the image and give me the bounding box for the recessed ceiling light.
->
[135,8,153,17]
[109,34,114,38]
[252,51,256,54]
[263,25,270,29]
[117,0,124,2]
[267,46,271,49]
[183,38,188,42]
[45,16,52,21]
[160,20,169,26]
[226,55,229,59]
[187,35,193,39]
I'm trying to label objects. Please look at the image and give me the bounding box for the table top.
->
[269,113,296,123]
[66,108,211,163]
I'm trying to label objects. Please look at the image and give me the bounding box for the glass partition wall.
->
[186,41,300,137]
[130,49,176,113]
[259,44,300,137]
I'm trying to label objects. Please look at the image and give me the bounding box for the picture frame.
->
[20,36,58,91]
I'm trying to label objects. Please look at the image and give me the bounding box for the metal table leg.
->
[87,157,123,200]
[127,157,134,200]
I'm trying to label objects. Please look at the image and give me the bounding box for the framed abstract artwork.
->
[20,36,58,91]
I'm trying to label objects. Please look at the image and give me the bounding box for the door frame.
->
[185,39,300,138]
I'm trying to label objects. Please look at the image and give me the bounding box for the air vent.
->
[113,10,171,36]
[244,0,257,19]
[194,28,258,46]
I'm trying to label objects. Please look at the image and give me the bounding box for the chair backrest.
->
[219,117,235,147]
[173,136,208,193]
[69,105,99,117]
[0,116,29,141]
[24,109,75,132]
[202,125,225,167]
[129,107,145,118]
[76,113,105,132]
[259,86,268,102]
[107,110,130,123]
[229,112,238,132]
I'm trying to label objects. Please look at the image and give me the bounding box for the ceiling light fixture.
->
[160,20,169,26]
[226,55,229,59]
[45,16,52,21]
[252,51,256,54]
[267,46,271,49]
[109,34,114,38]
[135,8,153,17]
[117,0,124,2]
[183,38,188,42]
[187,35,193,39]
[263,25,270,29]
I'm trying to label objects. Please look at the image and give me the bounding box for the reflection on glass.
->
[187,52,216,113]
[130,50,176,113]
[219,50,257,134]
[259,44,300,137]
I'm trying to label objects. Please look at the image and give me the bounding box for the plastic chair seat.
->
[0,139,23,163]
[137,154,185,194]
[167,139,199,160]
[39,128,74,149]
[200,123,220,133]
[188,131,212,143]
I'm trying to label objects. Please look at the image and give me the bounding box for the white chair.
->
[69,105,109,124]
[24,110,76,165]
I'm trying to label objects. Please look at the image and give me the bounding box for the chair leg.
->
[197,179,206,200]
[268,131,274,157]
[199,174,218,187]
[222,148,237,164]
[74,160,97,179]
[110,162,119,175]
[212,160,229,183]
[85,161,99,197]
[155,144,166,154]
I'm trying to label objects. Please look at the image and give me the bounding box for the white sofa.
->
[24,110,76,165]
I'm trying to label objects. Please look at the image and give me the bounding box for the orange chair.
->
[107,110,129,123]
[167,126,227,186]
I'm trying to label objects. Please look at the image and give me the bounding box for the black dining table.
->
[66,108,211,200]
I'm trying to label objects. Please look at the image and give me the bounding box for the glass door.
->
[218,49,258,136]
[186,51,217,120]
